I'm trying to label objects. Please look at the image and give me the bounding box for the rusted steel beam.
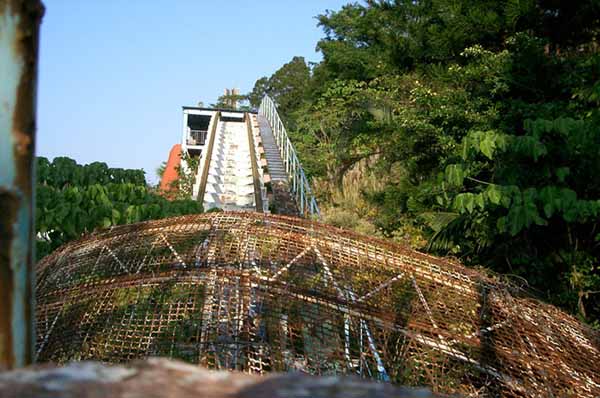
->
[0,0,44,369]
[33,212,600,396]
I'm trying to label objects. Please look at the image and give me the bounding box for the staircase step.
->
[257,114,298,189]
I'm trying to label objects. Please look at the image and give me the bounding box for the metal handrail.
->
[258,96,320,218]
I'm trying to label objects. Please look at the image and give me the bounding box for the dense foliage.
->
[248,0,600,324]
[36,157,202,259]
[158,152,200,201]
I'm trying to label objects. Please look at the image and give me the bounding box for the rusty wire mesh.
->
[35,212,600,397]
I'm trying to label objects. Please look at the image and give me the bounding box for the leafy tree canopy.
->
[247,56,311,118]
[36,157,202,259]
[249,0,600,325]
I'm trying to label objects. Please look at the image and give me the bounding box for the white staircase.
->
[203,120,255,211]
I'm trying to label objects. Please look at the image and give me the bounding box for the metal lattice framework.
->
[35,213,600,397]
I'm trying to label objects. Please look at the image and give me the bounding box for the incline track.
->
[199,113,265,212]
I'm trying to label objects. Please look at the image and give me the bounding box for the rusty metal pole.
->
[0,0,44,369]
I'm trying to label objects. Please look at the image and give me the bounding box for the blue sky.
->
[37,0,349,184]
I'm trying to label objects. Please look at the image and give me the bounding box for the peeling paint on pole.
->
[0,0,44,369]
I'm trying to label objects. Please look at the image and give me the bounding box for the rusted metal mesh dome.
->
[35,213,600,397]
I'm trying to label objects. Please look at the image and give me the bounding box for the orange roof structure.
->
[159,144,181,195]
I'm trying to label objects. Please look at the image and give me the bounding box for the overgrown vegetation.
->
[164,152,200,200]
[248,0,600,325]
[36,156,202,259]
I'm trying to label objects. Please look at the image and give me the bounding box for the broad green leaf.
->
[479,134,496,159]
[101,217,111,228]
[485,184,502,205]
[419,211,459,232]
[454,193,476,214]
[112,209,121,224]
[539,186,560,218]
[475,193,485,210]
[445,164,464,187]
[507,205,528,236]
[496,216,507,233]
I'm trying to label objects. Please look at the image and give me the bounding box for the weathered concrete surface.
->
[0,358,438,398]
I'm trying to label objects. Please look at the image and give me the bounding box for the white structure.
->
[181,107,214,160]
[181,107,268,212]
[203,112,253,211]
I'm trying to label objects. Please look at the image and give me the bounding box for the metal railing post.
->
[287,141,291,174]
[0,0,44,370]
[300,182,305,215]
[292,159,297,193]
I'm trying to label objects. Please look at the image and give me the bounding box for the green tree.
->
[247,0,600,325]
[156,161,167,182]
[247,77,269,108]
[36,157,202,260]
[246,56,311,120]
[211,92,249,110]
